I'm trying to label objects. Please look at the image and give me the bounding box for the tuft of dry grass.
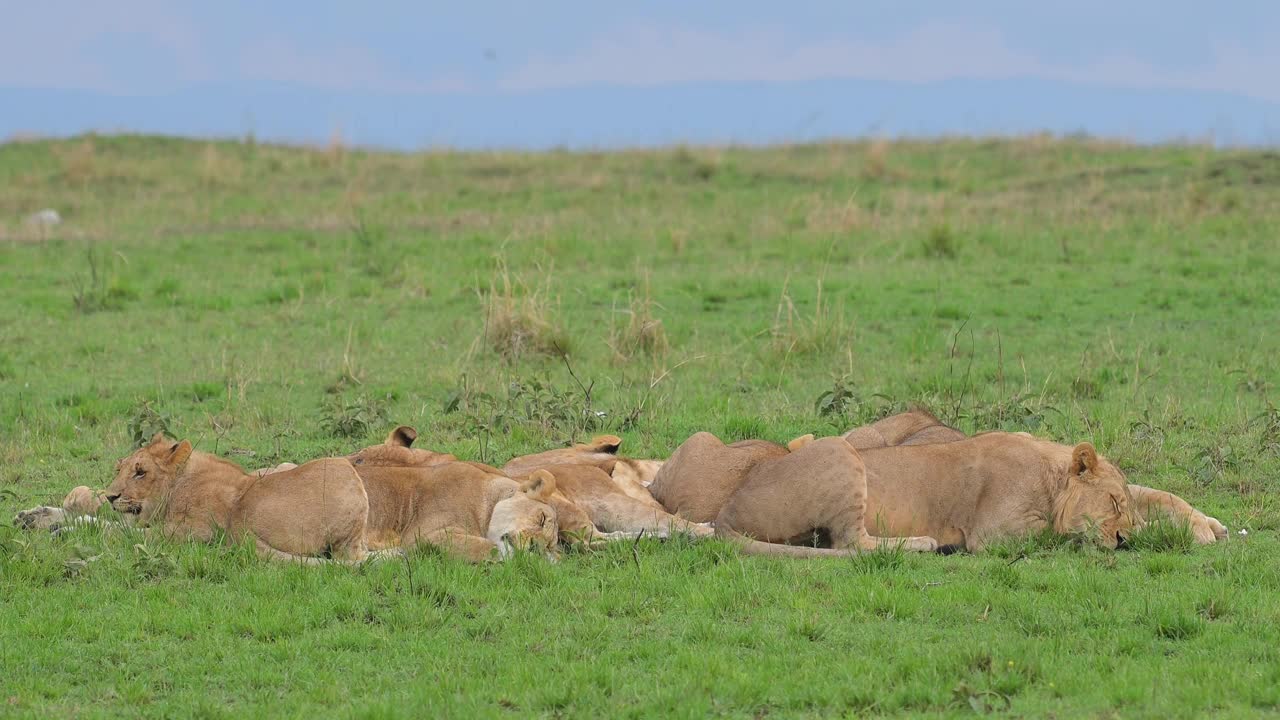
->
[862,138,890,180]
[609,274,669,362]
[769,272,853,357]
[326,126,346,166]
[200,143,242,187]
[479,258,569,359]
[55,136,98,185]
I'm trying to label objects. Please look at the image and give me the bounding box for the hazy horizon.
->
[4,2,1278,148]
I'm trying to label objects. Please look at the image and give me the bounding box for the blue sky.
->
[3,2,1278,146]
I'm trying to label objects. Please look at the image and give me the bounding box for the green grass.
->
[2,134,1279,717]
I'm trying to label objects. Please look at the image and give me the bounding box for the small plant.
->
[479,259,570,359]
[131,542,177,580]
[127,401,173,447]
[814,374,859,419]
[922,223,959,259]
[72,246,136,313]
[1251,401,1280,454]
[963,392,1054,433]
[863,138,890,180]
[672,146,718,181]
[609,278,669,361]
[320,394,390,439]
[950,681,1011,714]
[769,275,852,356]
[1188,444,1241,486]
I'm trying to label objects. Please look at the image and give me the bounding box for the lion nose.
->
[105,493,121,503]
[1115,533,1129,550]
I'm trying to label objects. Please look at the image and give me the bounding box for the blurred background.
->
[3,1,1277,148]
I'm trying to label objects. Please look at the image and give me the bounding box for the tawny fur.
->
[844,410,1227,544]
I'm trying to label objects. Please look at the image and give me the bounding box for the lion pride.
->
[357,428,709,544]
[652,427,1142,553]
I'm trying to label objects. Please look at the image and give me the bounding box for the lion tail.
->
[715,526,858,558]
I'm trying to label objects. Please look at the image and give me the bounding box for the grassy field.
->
[1,134,1279,718]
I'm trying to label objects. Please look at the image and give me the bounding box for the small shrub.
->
[1189,444,1241,486]
[1251,402,1280,454]
[672,146,718,181]
[480,260,570,359]
[320,394,390,438]
[609,279,669,361]
[132,542,177,581]
[922,224,959,259]
[73,247,135,313]
[770,275,852,356]
[127,402,173,448]
[56,136,98,185]
[862,138,890,180]
[814,374,859,419]
[1196,594,1231,621]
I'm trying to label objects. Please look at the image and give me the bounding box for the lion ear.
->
[386,425,417,448]
[1070,442,1099,478]
[590,435,622,454]
[521,469,557,502]
[787,434,815,451]
[165,440,193,467]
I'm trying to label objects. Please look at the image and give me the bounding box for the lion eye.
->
[134,467,146,478]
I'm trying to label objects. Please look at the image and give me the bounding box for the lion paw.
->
[14,506,67,531]
[1192,515,1228,544]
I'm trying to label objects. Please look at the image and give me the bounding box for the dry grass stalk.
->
[480,259,569,359]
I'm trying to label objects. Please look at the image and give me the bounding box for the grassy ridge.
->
[1,135,1278,717]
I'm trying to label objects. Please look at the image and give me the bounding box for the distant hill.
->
[2,77,1277,150]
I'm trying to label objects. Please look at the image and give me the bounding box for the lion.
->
[499,434,665,502]
[852,433,1136,551]
[843,410,1228,545]
[17,433,370,563]
[842,408,966,448]
[354,428,707,544]
[649,432,939,556]
[194,428,563,560]
[290,426,561,560]
[353,462,560,561]
[347,425,458,468]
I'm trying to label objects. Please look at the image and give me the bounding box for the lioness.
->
[843,410,1228,544]
[236,427,560,562]
[843,408,967,448]
[852,433,1136,551]
[499,434,664,497]
[17,433,370,563]
[352,428,706,543]
[649,432,939,556]
[347,425,459,468]
[499,434,711,541]
[354,463,560,561]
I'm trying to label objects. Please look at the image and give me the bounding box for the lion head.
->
[487,469,560,559]
[104,433,193,524]
[347,425,458,468]
[1052,442,1136,548]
